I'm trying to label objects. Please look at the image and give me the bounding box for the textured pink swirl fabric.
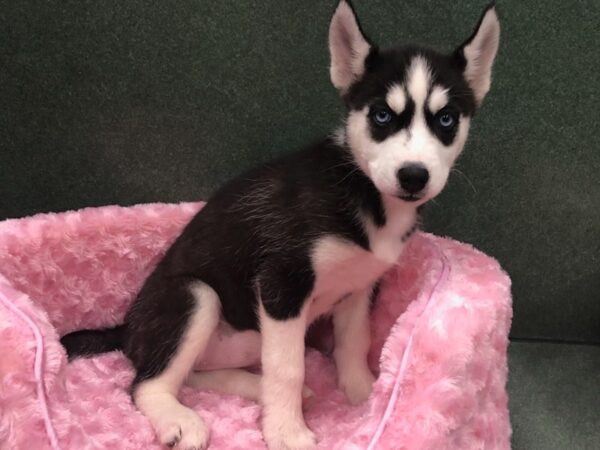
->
[0,203,512,450]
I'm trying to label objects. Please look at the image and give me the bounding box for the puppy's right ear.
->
[329,0,372,92]
[454,4,500,106]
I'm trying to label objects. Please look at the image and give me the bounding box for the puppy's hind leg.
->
[187,369,262,402]
[132,281,220,450]
[187,369,315,404]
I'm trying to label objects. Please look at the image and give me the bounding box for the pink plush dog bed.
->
[0,203,512,450]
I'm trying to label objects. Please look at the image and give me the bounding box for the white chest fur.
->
[308,198,417,322]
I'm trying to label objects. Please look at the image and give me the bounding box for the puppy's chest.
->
[308,212,416,318]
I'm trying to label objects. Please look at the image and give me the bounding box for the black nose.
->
[398,164,429,194]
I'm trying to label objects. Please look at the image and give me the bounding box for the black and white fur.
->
[61,2,500,449]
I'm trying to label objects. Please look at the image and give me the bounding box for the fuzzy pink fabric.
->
[0,202,512,450]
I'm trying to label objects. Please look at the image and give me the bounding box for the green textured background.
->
[2,0,598,343]
[2,2,599,448]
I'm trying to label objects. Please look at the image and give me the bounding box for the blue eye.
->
[438,113,456,129]
[373,109,392,126]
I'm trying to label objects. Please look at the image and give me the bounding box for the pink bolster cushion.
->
[0,202,512,450]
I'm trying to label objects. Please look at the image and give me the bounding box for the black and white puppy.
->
[61,2,500,449]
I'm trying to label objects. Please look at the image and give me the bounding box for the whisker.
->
[452,167,477,194]
[334,166,361,186]
[324,160,356,172]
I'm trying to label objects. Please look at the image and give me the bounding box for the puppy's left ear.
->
[329,0,372,92]
[455,3,500,106]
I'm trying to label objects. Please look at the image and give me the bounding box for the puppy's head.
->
[329,1,500,203]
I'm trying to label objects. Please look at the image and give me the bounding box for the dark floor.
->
[508,341,600,450]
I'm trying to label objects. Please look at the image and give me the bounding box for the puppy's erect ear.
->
[455,3,500,106]
[329,0,372,92]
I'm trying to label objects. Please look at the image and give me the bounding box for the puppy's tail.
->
[60,325,126,360]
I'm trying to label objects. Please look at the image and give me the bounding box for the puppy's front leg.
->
[333,287,376,404]
[259,302,315,450]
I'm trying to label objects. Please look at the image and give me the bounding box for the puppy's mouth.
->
[398,194,423,202]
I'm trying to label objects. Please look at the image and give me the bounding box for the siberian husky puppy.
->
[61,2,500,449]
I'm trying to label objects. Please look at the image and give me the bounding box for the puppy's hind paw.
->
[155,406,210,450]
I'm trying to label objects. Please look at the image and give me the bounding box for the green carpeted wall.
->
[2,1,599,343]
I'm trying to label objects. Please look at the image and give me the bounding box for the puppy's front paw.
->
[339,366,376,405]
[263,417,316,450]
